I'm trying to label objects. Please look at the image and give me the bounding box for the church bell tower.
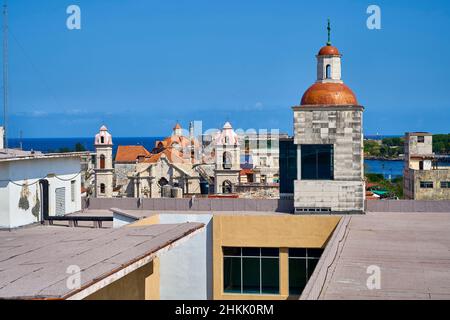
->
[94,125,114,198]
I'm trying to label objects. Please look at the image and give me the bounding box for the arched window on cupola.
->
[101,136,105,144]
[326,64,331,79]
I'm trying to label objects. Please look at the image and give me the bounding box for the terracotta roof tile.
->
[143,148,191,164]
[115,146,151,163]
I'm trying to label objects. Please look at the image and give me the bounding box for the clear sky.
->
[3,0,450,138]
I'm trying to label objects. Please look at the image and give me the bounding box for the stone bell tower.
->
[94,125,114,198]
[214,122,241,194]
[292,21,365,213]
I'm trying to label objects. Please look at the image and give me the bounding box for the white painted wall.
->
[158,214,213,300]
[113,212,137,228]
[0,162,10,227]
[0,157,81,229]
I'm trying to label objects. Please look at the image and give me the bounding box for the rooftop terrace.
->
[0,222,203,299]
[302,211,450,299]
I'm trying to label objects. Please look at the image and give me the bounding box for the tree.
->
[364,140,381,156]
[433,134,450,154]
[75,142,86,152]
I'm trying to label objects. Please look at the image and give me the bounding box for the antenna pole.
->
[2,1,8,149]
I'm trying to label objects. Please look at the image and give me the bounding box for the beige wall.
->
[412,169,450,200]
[83,215,161,300]
[84,258,160,300]
[212,214,340,300]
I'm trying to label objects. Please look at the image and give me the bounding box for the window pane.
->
[261,248,279,257]
[242,248,260,256]
[243,258,260,294]
[301,145,317,180]
[262,258,279,294]
[317,146,333,179]
[301,145,333,180]
[223,247,241,256]
[289,248,306,257]
[224,257,241,293]
[307,258,320,279]
[307,248,324,258]
[289,258,307,295]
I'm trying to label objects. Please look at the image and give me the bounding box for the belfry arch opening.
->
[223,152,232,169]
[222,180,232,194]
[326,64,331,79]
[100,155,106,169]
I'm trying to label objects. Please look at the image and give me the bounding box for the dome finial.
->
[327,18,331,46]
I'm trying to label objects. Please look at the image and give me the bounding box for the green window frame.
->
[223,247,279,295]
[288,248,323,296]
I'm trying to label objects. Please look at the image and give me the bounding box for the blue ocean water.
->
[8,137,163,155]
[364,159,404,179]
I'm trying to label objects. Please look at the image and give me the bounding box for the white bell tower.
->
[213,122,241,194]
[94,125,114,198]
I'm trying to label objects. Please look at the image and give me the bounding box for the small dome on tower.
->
[95,125,113,145]
[318,45,340,56]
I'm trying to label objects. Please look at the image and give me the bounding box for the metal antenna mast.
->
[2,1,8,148]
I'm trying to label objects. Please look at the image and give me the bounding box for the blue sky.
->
[3,0,450,138]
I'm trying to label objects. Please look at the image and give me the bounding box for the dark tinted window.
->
[301,145,334,180]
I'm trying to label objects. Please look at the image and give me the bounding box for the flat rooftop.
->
[0,148,88,162]
[303,211,450,300]
[0,222,203,299]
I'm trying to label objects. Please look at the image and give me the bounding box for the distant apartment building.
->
[403,132,450,200]
[239,132,288,184]
[293,41,365,213]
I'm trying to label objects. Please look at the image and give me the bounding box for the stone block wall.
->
[293,106,364,212]
[294,180,364,212]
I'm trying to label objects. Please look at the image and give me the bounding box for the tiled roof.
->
[143,148,190,164]
[115,145,151,163]
[158,135,195,150]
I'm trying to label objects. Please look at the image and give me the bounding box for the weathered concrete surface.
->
[305,212,450,300]
[0,222,203,299]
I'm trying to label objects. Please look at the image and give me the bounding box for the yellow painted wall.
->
[127,214,160,227]
[212,214,340,300]
[84,215,162,300]
[84,258,160,300]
